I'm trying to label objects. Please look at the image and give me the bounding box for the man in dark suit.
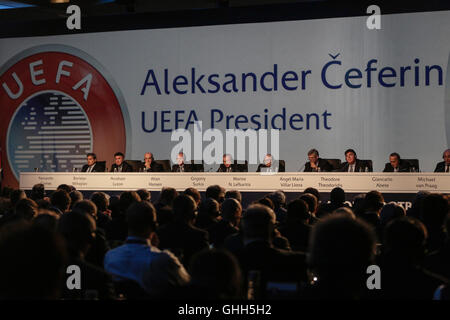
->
[303,149,332,172]
[256,154,284,173]
[110,152,133,172]
[172,152,194,172]
[143,152,163,172]
[434,149,450,173]
[383,152,411,172]
[157,194,209,268]
[217,154,240,172]
[339,149,367,172]
[81,153,105,173]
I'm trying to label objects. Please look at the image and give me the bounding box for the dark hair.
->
[225,190,242,203]
[189,249,242,299]
[421,193,449,229]
[308,148,319,156]
[91,192,109,212]
[198,198,220,219]
[206,185,225,203]
[57,184,73,194]
[0,222,67,299]
[255,197,274,210]
[173,194,197,223]
[114,152,125,158]
[389,152,401,160]
[330,187,345,205]
[50,190,71,213]
[30,184,45,201]
[304,187,320,202]
[69,190,83,209]
[184,187,201,204]
[267,191,286,210]
[126,201,157,236]
[299,193,318,214]
[72,200,98,219]
[58,211,96,256]
[158,187,178,207]
[221,198,242,223]
[344,149,357,157]
[364,191,384,212]
[242,204,276,240]
[119,191,141,214]
[15,198,38,221]
[137,189,151,202]
[10,189,26,207]
[86,153,97,160]
[287,199,310,222]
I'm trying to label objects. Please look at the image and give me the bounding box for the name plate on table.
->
[19,172,450,194]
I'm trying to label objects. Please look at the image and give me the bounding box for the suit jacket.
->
[383,160,411,172]
[217,164,240,172]
[434,161,449,173]
[81,162,105,173]
[339,159,367,172]
[172,163,194,172]
[144,161,164,172]
[110,161,133,172]
[303,158,333,172]
[256,161,285,173]
[157,222,209,267]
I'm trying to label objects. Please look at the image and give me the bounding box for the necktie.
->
[118,165,122,172]
[349,165,354,172]
[446,165,449,173]
[179,165,184,172]
[88,165,93,172]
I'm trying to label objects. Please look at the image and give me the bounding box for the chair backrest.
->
[360,159,373,172]
[234,160,248,172]
[125,160,143,172]
[404,159,420,171]
[155,160,171,172]
[278,160,285,172]
[324,158,342,170]
[190,160,204,172]
[97,161,106,172]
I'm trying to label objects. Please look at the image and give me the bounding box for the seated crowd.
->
[0,183,448,300]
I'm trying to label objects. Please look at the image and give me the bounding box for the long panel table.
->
[20,172,450,193]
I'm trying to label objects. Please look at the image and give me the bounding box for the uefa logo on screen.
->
[0,44,132,186]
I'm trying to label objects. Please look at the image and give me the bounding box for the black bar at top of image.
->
[1,0,450,38]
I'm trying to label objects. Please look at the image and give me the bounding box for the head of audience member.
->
[184,188,201,206]
[222,154,232,168]
[33,212,60,232]
[330,187,346,206]
[304,187,320,202]
[37,198,51,211]
[308,216,376,297]
[144,152,154,167]
[380,202,406,226]
[136,189,151,202]
[332,207,356,219]
[345,149,357,165]
[443,149,450,165]
[267,191,286,210]
[50,189,71,214]
[420,193,449,232]
[119,191,141,214]
[10,189,26,207]
[384,217,427,265]
[225,190,242,203]
[86,153,97,166]
[221,198,242,227]
[389,152,402,169]
[0,221,67,299]
[126,201,158,240]
[176,152,186,166]
[173,194,198,225]
[14,198,38,221]
[198,198,220,221]
[299,193,318,216]
[57,184,73,194]
[308,148,319,165]
[255,197,274,210]
[287,199,310,223]
[206,185,225,203]
[263,154,273,167]
[69,190,83,209]
[189,249,242,299]
[91,192,109,213]
[364,191,385,214]
[114,152,125,166]
[242,204,276,243]
[58,211,96,259]
[158,187,178,207]
[72,200,98,220]
[30,183,45,202]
